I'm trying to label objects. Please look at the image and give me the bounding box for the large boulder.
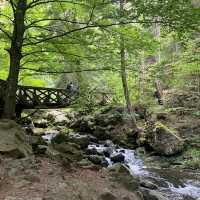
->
[68,133,90,149]
[52,142,83,162]
[46,110,70,125]
[34,119,48,128]
[110,153,125,163]
[146,122,184,156]
[70,115,95,133]
[0,120,32,158]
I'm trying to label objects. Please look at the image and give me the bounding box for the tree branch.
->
[22,49,100,60]
[0,26,12,40]
[26,18,90,29]
[20,67,117,74]
[27,0,90,9]
[0,13,14,23]
[23,25,97,46]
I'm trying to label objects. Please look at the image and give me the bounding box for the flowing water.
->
[40,128,200,200]
[88,143,200,200]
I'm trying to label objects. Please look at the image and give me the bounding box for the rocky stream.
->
[0,106,200,200]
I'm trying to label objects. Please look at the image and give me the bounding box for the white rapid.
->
[88,142,200,200]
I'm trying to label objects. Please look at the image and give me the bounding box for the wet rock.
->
[51,133,68,144]
[32,128,45,136]
[42,131,59,143]
[102,159,109,167]
[139,178,158,190]
[136,147,146,156]
[110,153,125,163]
[85,147,99,155]
[108,163,130,175]
[109,164,139,192]
[146,122,184,156]
[0,120,32,158]
[122,194,143,200]
[104,140,115,147]
[68,133,90,149]
[34,119,48,128]
[103,147,113,157]
[88,155,104,165]
[140,189,168,200]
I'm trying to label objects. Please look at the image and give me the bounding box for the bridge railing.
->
[0,79,77,109]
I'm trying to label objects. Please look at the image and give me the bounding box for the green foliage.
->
[0,0,199,108]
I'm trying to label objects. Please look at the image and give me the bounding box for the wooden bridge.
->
[0,79,78,116]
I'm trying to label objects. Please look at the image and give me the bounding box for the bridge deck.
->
[0,79,77,111]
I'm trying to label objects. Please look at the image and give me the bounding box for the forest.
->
[0,0,200,200]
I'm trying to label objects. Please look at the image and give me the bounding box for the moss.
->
[155,122,183,142]
[51,133,69,144]
[172,146,200,170]
[182,148,200,169]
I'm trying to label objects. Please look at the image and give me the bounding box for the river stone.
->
[34,119,48,128]
[0,120,32,158]
[68,133,90,149]
[146,122,184,156]
[46,110,70,125]
[139,178,158,190]
[140,189,168,200]
[110,153,125,163]
[32,128,45,136]
[88,155,104,165]
[30,135,47,154]
[108,163,130,175]
[85,147,99,155]
[51,133,68,144]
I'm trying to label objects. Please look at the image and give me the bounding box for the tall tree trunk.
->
[153,19,161,63]
[3,0,27,119]
[120,0,137,128]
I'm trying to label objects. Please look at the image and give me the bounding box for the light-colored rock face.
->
[0,120,32,158]
[46,110,70,125]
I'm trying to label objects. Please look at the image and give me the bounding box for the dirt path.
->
[0,156,140,200]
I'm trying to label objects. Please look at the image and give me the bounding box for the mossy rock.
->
[0,120,32,158]
[146,121,185,156]
[51,133,69,144]
[53,142,83,162]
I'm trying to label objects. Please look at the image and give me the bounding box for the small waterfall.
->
[88,142,200,200]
